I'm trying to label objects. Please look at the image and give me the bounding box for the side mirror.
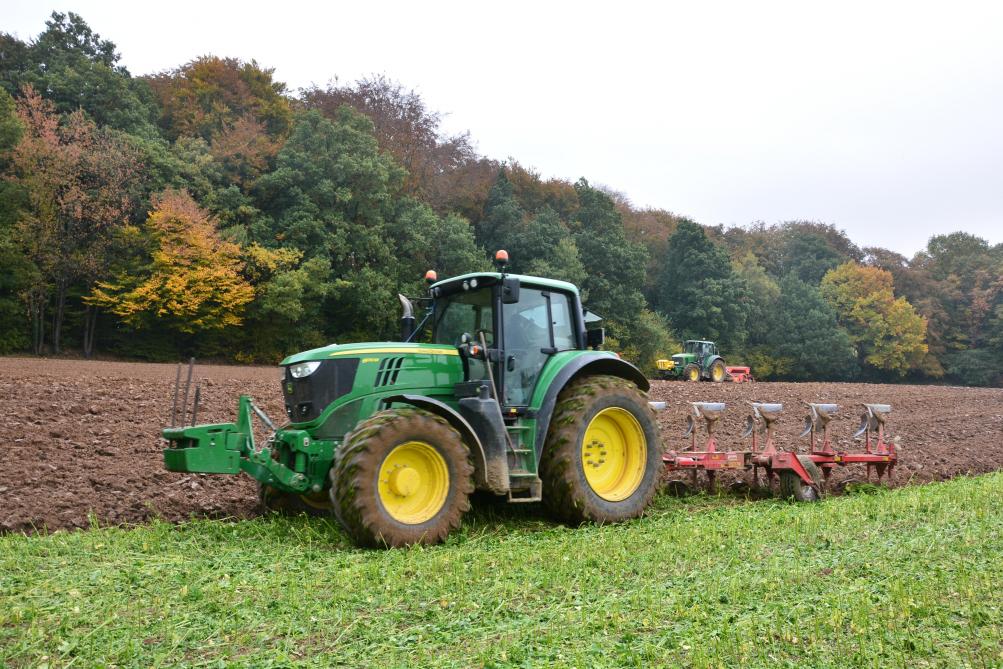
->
[501,276,520,304]
[586,328,605,349]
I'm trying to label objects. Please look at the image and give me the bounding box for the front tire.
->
[540,375,662,524]
[683,363,701,382]
[331,408,474,547]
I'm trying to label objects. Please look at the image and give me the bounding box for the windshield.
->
[433,288,495,347]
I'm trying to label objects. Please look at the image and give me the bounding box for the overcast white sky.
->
[5,1,1002,256]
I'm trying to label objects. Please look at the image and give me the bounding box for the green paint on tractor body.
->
[163,270,644,502]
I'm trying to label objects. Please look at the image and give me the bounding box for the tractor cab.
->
[426,271,585,408]
[684,340,717,359]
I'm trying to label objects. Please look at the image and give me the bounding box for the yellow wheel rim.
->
[688,367,699,381]
[581,407,647,501]
[377,441,449,524]
[712,364,724,382]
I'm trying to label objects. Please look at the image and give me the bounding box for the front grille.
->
[282,358,360,422]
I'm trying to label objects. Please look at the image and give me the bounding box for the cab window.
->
[433,289,494,347]
[502,288,577,406]
[550,292,576,350]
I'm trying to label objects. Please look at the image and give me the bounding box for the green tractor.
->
[655,340,730,382]
[163,252,663,547]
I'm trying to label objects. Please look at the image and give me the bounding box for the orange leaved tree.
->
[11,85,140,355]
[88,189,254,342]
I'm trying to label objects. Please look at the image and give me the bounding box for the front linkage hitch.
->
[163,395,320,494]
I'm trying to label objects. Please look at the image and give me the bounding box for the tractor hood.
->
[279,342,464,423]
[280,342,460,366]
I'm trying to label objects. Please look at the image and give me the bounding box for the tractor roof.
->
[431,272,579,296]
[685,340,714,344]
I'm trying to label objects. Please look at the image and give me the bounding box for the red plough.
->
[662,401,898,499]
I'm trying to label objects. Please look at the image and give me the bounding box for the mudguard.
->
[532,353,649,462]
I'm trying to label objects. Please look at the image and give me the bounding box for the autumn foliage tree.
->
[88,189,254,340]
[302,76,478,198]
[10,86,140,355]
[0,88,27,353]
[820,262,929,376]
[146,56,291,143]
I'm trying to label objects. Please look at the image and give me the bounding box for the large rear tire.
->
[709,359,727,383]
[540,375,662,524]
[330,408,474,547]
[259,483,333,517]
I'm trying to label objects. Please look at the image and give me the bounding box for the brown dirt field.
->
[2,357,1002,534]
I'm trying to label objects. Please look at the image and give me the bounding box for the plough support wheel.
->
[779,455,824,502]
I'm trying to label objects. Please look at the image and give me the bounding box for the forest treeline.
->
[1,13,1001,385]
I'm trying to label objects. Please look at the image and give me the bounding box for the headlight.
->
[288,361,321,378]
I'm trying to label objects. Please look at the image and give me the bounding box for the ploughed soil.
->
[3,357,1002,534]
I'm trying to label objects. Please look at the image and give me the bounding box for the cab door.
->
[501,288,577,407]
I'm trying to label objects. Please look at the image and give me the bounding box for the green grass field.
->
[2,475,1001,669]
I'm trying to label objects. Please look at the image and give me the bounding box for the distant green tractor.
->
[655,340,737,383]
[163,251,664,547]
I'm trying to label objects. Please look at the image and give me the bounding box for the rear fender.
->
[532,354,648,463]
